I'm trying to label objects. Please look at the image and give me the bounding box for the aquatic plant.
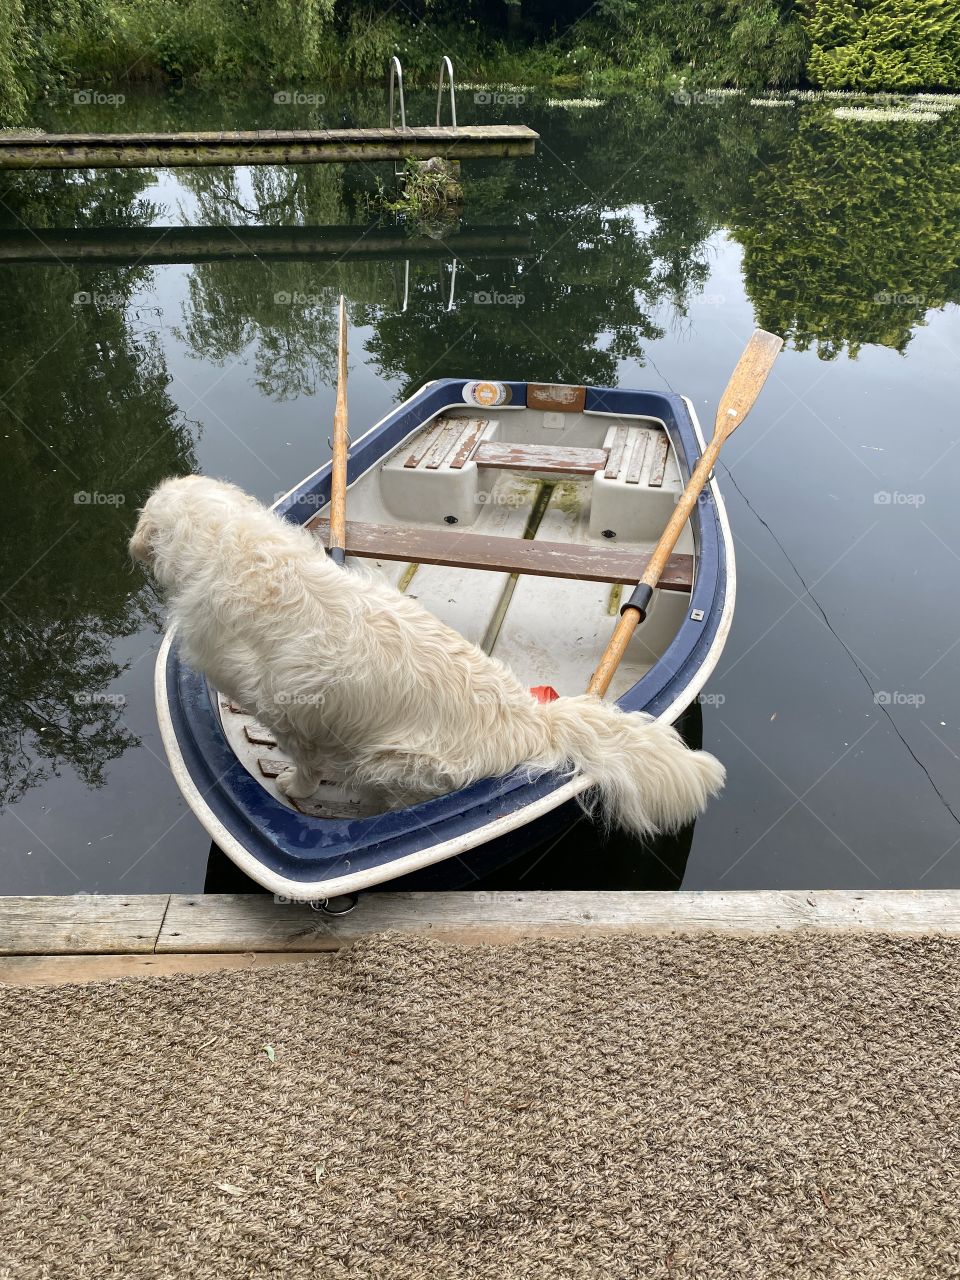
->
[376,159,464,224]
[546,97,605,108]
[832,106,941,122]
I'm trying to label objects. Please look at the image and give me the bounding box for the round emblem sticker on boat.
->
[463,380,511,408]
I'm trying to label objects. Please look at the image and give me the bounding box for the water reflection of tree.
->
[175,166,354,398]
[731,111,960,359]
[172,99,734,398]
[0,173,198,808]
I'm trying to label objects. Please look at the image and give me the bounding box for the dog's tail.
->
[537,695,725,838]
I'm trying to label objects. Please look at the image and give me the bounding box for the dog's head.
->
[130,475,257,588]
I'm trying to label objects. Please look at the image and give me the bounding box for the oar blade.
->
[714,328,783,441]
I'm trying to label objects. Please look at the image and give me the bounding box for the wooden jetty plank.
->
[0,125,539,147]
[308,518,695,590]
[156,891,960,952]
[0,951,325,987]
[0,894,169,955]
[0,125,539,171]
[0,224,534,267]
[2,892,960,977]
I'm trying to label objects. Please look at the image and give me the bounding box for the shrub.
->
[803,0,960,90]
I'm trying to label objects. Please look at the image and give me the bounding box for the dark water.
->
[2,85,959,895]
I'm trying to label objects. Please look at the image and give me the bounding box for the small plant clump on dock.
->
[388,158,463,220]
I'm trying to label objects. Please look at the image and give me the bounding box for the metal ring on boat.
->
[312,894,360,916]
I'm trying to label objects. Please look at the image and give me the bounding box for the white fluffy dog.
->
[131,475,724,835]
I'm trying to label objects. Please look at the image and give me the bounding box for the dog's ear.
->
[128,508,156,567]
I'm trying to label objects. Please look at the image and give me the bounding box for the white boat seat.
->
[308,517,693,591]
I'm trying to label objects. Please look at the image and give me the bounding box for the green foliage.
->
[0,0,809,122]
[381,159,463,223]
[593,0,809,88]
[0,0,29,120]
[58,0,335,82]
[803,0,960,90]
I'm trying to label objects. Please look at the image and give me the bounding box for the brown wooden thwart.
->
[308,518,694,590]
[472,440,610,476]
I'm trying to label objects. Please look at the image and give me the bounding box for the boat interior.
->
[218,399,697,819]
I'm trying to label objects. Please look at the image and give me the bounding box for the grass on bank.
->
[2,0,960,123]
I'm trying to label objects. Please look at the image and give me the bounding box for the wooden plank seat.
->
[309,518,693,590]
[402,417,489,470]
[601,425,672,486]
[471,440,609,475]
[401,425,611,476]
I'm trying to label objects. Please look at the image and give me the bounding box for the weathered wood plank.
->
[308,518,694,590]
[425,422,461,469]
[155,891,960,953]
[473,440,609,475]
[0,125,540,147]
[3,893,960,964]
[244,723,278,747]
[625,430,651,485]
[604,426,628,479]
[0,126,539,171]
[403,421,446,468]
[0,951,326,987]
[648,433,671,487]
[0,895,170,955]
[448,419,488,469]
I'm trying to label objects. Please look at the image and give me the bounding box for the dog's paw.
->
[276,767,319,800]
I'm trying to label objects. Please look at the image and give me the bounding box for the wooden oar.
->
[587,329,783,698]
[328,294,349,567]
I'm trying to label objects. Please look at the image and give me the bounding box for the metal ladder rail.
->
[436,56,457,130]
[388,56,407,130]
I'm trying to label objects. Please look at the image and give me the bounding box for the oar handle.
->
[619,442,721,623]
[586,442,720,698]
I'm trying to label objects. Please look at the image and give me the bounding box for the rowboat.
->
[155,377,735,899]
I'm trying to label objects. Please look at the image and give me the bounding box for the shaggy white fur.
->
[131,475,725,835]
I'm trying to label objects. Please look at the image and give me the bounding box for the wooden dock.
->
[0,125,539,170]
[0,223,532,266]
[2,890,959,986]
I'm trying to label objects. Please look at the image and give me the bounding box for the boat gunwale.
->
[155,379,734,898]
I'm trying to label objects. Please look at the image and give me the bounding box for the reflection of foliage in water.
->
[173,98,729,398]
[0,171,198,808]
[175,167,350,399]
[731,109,960,358]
